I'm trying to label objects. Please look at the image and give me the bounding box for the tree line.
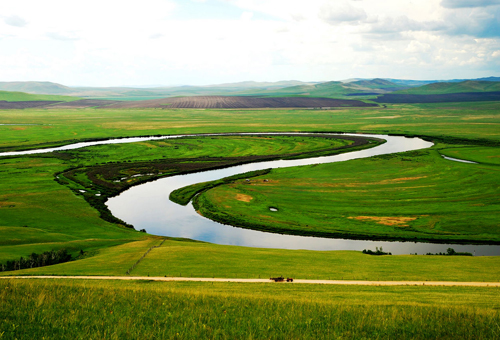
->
[0,249,72,272]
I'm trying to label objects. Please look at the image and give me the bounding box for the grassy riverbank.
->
[195,144,500,244]
[4,237,500,283]
[0,134,362,264]
[1,278,499,339]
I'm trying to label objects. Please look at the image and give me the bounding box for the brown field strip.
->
[104,96,378,109]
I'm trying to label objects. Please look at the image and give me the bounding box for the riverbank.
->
[194,144,500,244]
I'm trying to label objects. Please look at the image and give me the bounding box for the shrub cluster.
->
[0,249,72,272]
[425,248,473,256]
[362,247,392,255]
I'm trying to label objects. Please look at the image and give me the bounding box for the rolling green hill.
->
[230,79,405,98]
[394,80,500,95]
[0,90,80,102]
[0,81,74,95]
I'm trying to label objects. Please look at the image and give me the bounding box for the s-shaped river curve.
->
[105,133,500,256]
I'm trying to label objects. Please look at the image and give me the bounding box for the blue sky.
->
[1,0,500,86]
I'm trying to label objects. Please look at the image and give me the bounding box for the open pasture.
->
[1,278,499,339]
[0,134,360,265]
[195,145,500,243]
[1,102,500,153]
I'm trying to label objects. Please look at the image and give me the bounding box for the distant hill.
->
[342,79,408,93]
[230,79,406,98]
[393,80,500,95]
[374,92,500,104]
[382,77,500,87]
[0,81,74,95]
[0,90,79,102]
[1,77,498,101]
[205,80,313,89]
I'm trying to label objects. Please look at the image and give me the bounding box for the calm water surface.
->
[1,132,496,255]
[105,133,500,256]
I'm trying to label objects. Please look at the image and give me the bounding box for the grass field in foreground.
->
[196,145,500,243]
[1,279,499,339]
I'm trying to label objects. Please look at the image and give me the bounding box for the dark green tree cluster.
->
[0,249,72,272]
[425,248,473,256]
[362,247,392,255]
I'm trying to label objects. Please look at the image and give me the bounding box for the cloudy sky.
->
[1,0,500,86]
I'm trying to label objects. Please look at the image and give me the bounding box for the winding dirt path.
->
[1,276,499,287]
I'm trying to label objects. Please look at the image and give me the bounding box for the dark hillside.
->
[374,91,500,103]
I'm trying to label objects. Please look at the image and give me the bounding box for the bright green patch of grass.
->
[0,90,79,102]
[439,145,500,165]
[1,279,499,339]
[9,237,499,282]
[1,102,499,153]
[131,240,500,282]
[195,146,500,243]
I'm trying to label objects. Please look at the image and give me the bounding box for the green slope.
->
[232,81,352,98]
[232,79,406,98]
[0,90,79,102]
[394,80,500,95]
[0,81,74,95]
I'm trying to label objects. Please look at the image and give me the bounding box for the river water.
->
[100,133,500,256]
[1,132,497,255]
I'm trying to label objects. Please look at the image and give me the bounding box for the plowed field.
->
[0,101,62,109]
[105,96,377,109]
[50,99,120,108]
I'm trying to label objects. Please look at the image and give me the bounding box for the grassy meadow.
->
[0,90,79,103]
[1,101,500,338]
[1,278,500,339]
[0,134,360,265]
[1,101,499,152]
[195,144,500,243]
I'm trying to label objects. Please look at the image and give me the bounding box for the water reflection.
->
[106,133,500,256]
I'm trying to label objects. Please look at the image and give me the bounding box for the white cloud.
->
[4,15,27,27]
[319,2,367,24]
[406,40,431,53]
[0,0,498,85]
[46,32,79,41]
[240,11,254,21]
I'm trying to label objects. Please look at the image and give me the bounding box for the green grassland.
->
[9,236,500,281]
[394,80,500,95]
[1,279,500,339]
[0,135,358,265]
[1,101,500,338]
[1,101,499,153]
[0,90,79,102]
[195,145,500,243]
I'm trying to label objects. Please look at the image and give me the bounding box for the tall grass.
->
[1,279,499,339]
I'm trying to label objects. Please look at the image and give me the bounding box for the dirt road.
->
[1,275,499,287]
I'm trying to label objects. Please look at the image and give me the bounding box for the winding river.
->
[102,133,498,256]
[2,132,498,255]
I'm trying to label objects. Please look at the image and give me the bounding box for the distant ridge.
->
[0,81,74,95]
[393,80,500,95]
[0,77,498,100]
